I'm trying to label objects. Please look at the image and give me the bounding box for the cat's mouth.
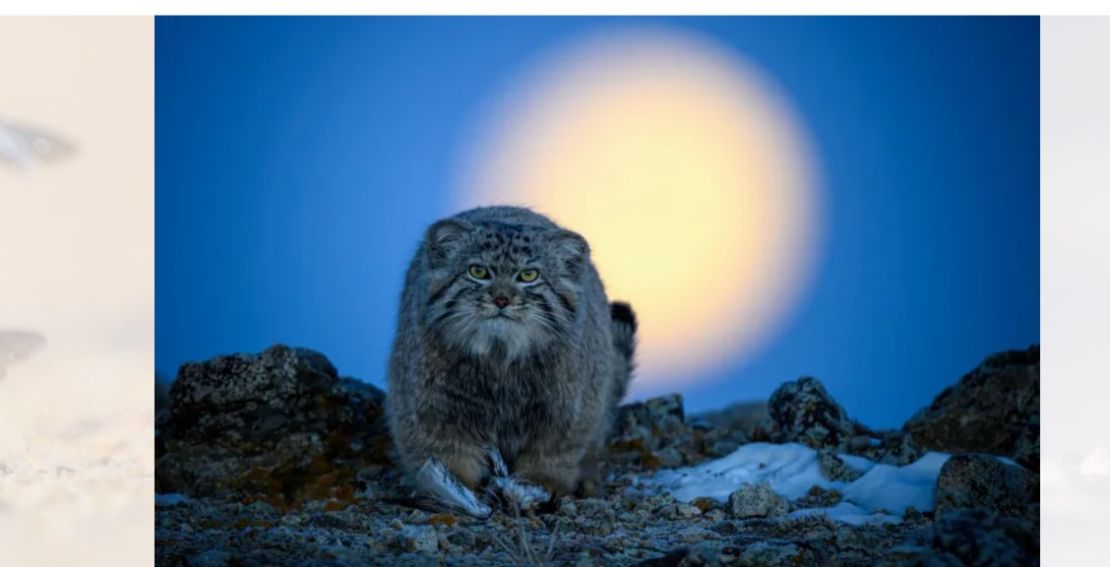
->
[483,311,520,323]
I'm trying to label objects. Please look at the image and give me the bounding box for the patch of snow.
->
[789,502,901,526]
[838,453,876,474]
[648,443,830,502]
[636,442,951,525]
[841,452,948,516]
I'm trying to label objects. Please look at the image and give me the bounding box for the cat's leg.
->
[575,441,605,498]
[512,442,586,499]
[401,423,489,489]
[484,447,550,511]
[407,433,494,517]
[436,442,488,490]
[398,382,494,490]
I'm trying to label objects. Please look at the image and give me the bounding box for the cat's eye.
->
[517,269,539,283]
[468,265,490,280]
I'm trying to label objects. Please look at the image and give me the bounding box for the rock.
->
[156,345,391,508]
[935,454,1037,516]
[610,395,773,468]
[655,447,686,469]
[768,377,855,451]
[885,508,1038,566]
[865,430,924,466]
[635,546,720,566]
[696,420,751,460]
[155,372,172,417]
[400,525,438,554]
[612,394,686,449]
[794,485,842,509]
[154,344,1041,566]
[727,482,788,519]
[700,434,743,459]
[903,346,1039,470]
[690,497,718,513]
[188,549,232,567]
[676,526,719,544]
[818,450,863,482]
[674,503,702,519]
[610,394,696,469]
[737,541,806,566]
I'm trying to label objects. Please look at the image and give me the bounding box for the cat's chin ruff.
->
[431,309,556,362]
[460,318,547,362]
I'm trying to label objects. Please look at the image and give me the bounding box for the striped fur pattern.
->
[387,206,637,498]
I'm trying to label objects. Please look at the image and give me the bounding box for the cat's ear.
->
[425,218,472,267]
[549,229,590,277]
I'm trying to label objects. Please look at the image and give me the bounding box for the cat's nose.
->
[493,296,510,309]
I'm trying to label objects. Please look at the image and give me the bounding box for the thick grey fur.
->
[387,206,637,498]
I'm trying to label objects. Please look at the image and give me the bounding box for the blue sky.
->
[156,16,1038,429]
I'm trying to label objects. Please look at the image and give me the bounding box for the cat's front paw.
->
[483,446,552,512]
[488,475,551,512]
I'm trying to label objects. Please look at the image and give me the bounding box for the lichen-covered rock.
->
[903,346,1040,471]
[934,454,1037,517]
[156,345,391,508]
[766,377,924,466]
[794,485,843,509]
[864,430,924,467]
[768,377,855,450]
[818,450,864,482]
[727,482,788,519]
[612,394,686,449]
[610,394,707,469]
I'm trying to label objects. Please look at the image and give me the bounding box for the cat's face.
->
[422,218,589,359]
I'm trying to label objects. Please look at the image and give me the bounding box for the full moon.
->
[453,27,821,394]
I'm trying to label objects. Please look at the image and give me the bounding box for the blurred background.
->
[1,16,152,567]
[155,16,1038,429]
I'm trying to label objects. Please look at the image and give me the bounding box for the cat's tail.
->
[609,301,638,401]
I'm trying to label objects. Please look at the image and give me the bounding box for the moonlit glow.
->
[454,27,821,394]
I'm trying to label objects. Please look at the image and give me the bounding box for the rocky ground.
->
[155,345,1040,566]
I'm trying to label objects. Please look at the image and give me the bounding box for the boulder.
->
[768,377,855,450]
[612,394,687,448]
[156,345,391,509]
[767,377,925,466]
[609,394,696,469]
[818,450,864,483]
[903,346,1039,470]
[934,454,1037,517]
[727,482,788,519]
